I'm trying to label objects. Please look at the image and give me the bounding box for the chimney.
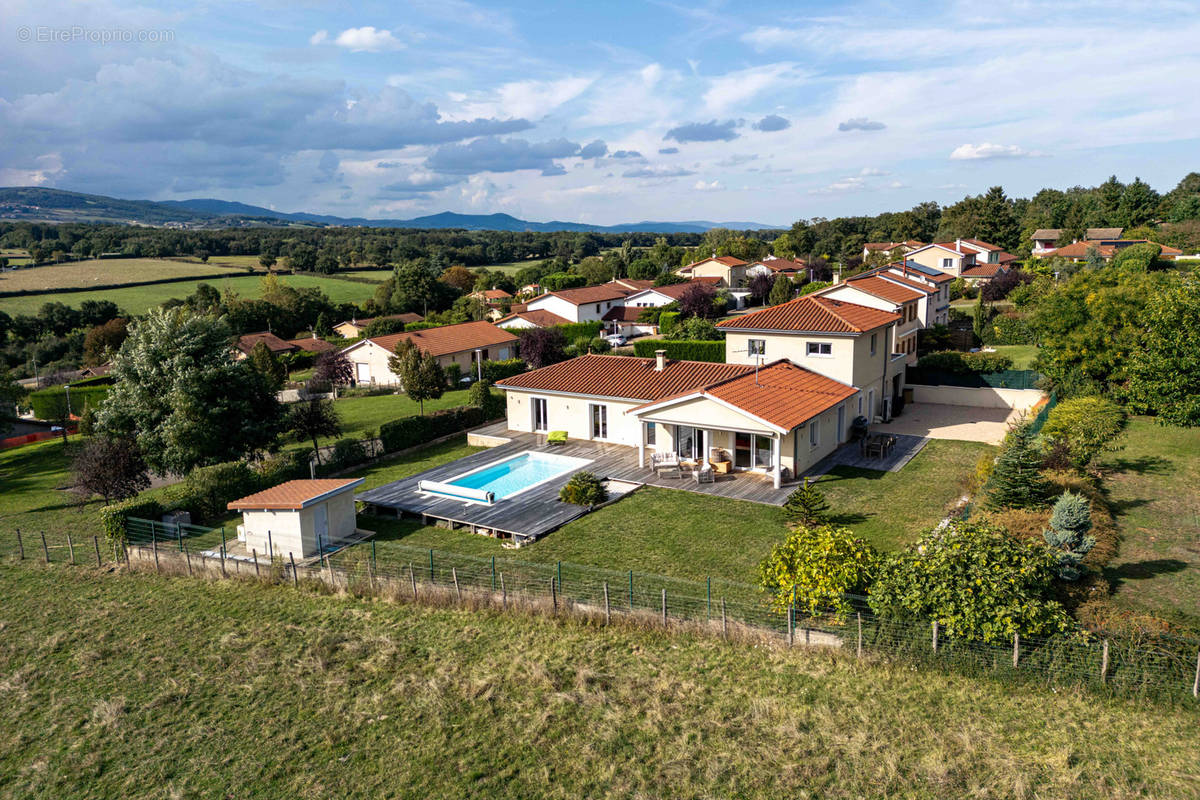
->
[955,238,962,250]
[654,349,667,372]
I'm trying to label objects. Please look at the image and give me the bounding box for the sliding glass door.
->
[532,397,548,432]
[675,425,703,461]
[734,431,774,471]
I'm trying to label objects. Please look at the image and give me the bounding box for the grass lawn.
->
[206,254,266,269]
[324,389,476,444]
[0,436,104,539]
[347,436,990,585]
[0,258,244,295]
[2,561,1199,799]
[482,258,541,275]
[1100,417,1200,630]
[0,272,378,316]
[989,344,1039,370]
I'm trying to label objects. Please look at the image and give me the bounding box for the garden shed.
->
[227,478,364,559]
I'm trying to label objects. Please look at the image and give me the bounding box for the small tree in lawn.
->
[782,480,831,527]
[71,436,151,505]
[768,273,793,305]
[287,396,341,465]
[758,524,877,616]
[311,349,353,392]
[468,379,503,419]
[677,282,717,319]
[1042,491,1095,581]
[984,423,1054,510]
[388,341,445,414]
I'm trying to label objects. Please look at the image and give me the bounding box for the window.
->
[646,422,656,446]
[748,338,765,356]
[870,333,877,356]
[595,304,601,313]
[532,398,548,432]
[590,404,607,439]
[942,258,953,269]
[676,425,702,460]
[806,341,832,357]
[810,419,819,448]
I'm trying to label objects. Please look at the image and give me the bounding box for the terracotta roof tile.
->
[236,331,298,355]
[1031,229,1062,240]
[680,255,747,272]
[747,258,806,272]
[286,336,338,353]
[495,354,750,401]
[859,268,937,294]
[361,320,517,358]
[716,295,899,334]
[532,282,636,306]
[228,479,363,511]
[497,309,571,327]
[475,288,512,300]
[844,275,925,304]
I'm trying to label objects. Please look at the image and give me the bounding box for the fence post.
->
[1012,632,1020,668]
[324,554,334,585]
[452,567,460,601]
[1193,650,1199,699]
[429,549,434,582]
[66,533,75,565]
[1100,639,1109,684]
[787,602,794,646]
[856,612,863,659]
[932,621,939,653]
[557,561,562,597]
[551,577,558,612]
[176,524,183,553]
[220,530,227,577]
[267,531,273,561]
[16,529,23,560]
[603,581,610,625]
[367,556,375,591]
[40,531,50,563]
[372,540,377,574]
[706,577,711,620]
[661,589,667,627]
[721,598,727,640]
[491,556,496,591]
[93,536,101,567]
[628,570,633,612]
[252,549,260,578]
[409,563,417,600]
[184,543,193,577]
[290,552,299,587]
[500,572,507,610]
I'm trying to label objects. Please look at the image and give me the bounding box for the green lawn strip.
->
[1100,417,1200,630]
[989,344,1039,370]
[0,273,377,316]
[2,561,1198,799]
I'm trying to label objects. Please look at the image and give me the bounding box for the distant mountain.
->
[0,187,782,232]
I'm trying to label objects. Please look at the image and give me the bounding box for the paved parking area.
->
[874,403,1022,445]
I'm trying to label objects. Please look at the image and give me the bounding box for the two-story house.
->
[676,255,748,287]
[815,275,926,362]
[905,239,1014,284]
[861,240,924,261]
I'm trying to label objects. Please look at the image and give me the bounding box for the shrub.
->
[468,379,505,419]
[1042,491,1095,582]
[664,316,723,341]
[555,321,603,342]
[1040,396,1126,468]
[758,524,877,616]
[169,460,258,522]
[541,272,586,291]
[916,350,1014,374]
[658,310,681,335]
[443,362,463,388]
[479,358,526,383]
[559,471,607,506]
[632,339,724,363]
[378,405,485,453]
[327,437,369,472]
[990,312,1033,345]
[868,520,1074,642]
[1110,242,1161,272]
[99,496,166,548]
[29,384,109,419]
[782,482,831,527]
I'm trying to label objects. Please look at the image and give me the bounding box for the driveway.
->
[874,403,1021,445]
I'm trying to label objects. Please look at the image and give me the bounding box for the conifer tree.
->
[768,273,793,306]
[1042,491,1095,581]
[984,423,1054,510]
[783,481,831,527]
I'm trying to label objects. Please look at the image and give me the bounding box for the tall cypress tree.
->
[984,424,1054,510]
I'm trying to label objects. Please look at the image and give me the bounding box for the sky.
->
[2,0,1199,226]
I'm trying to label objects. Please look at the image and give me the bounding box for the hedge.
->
[554,321,602,341]
[480,358,527,383]
[100,496,166,546]
[379,405,487,453]
[916,350,1014,374]
[541,272,587,291]
[164,461,258,522]
[632,339,725,363]
[658,311,681,335]
[29,384,110,419]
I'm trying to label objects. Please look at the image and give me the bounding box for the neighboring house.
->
[1045,239,1182,262]
[1031,229,1062,255]
[869,261,954,326]
[227,478,364,559]
[716,294,903,421]
[905,240,1014,284]
[861,240,924,260]
[676,255,748,287]
[1086,227,1123,240]
[495,308,571,331]
[817,275,927,362]
[495,352,859,488]
[604,278,723,336]
[471,288,514,321]
[332,313,424,339]
[745,257,806,279]
[286,334,338,353]
[338,320,518,386]
[522,281,641,323]
[956,238,1018,266]
[233,331,299,361]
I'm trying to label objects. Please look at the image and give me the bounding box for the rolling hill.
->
[0,187,781,232]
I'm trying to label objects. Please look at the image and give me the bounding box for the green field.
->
[0,257,244,295]
[2,561,1198,799]
[1101,417,1200,630]
[0,272,379,316]
[482,258,542,275]
[206,254,265,269]
[340,269,393,282]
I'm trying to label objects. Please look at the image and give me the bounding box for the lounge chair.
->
[546,430,568,446]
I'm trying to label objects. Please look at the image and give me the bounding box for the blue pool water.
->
[447,452,590,500]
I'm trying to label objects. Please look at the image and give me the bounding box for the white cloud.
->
[810,176,867,194]
[703,63,807,114]
[309,30,328,45]
[949,142,1037,160]
[859,167,889,176]
[330,27,405,52]
[692,179,722,191]
[740,26,794,51]
[450,76,594,121]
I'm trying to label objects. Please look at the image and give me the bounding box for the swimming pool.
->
[418,451,593,504]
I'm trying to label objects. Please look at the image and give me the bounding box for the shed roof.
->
[228,479,364,511]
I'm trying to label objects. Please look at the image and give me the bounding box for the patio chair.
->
[651,451,679,473]
[694,464,714,484]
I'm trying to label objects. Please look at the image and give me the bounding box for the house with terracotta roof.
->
[495,308,572,331]
[745,257,806,279]
[861,240,924,260]
[717,294,903,421]
[233,331,299,360]
[286,333,338,353]
[905,239,1015,283]
[1031,229,1062,255]
[495,352,861,488]
[227,478,364,559]
[676,255,748,287]
[816,275,927,362]
[338,320,518,386]
[522,280,642,323]
[333,313,424,339]
[1045,239,1182,263]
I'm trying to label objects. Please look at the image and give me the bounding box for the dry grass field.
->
[0,258,242,294]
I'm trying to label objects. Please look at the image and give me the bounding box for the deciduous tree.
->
[71,436,150,505]
[758,524,876,616]
[388,341,445,414]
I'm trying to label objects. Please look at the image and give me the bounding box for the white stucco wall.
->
[344,339,513,386]
[909,385,1045,412]
[239,489,357,560]
[503,389,644,446]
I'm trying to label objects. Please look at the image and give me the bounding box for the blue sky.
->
[2,0,1198,225]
